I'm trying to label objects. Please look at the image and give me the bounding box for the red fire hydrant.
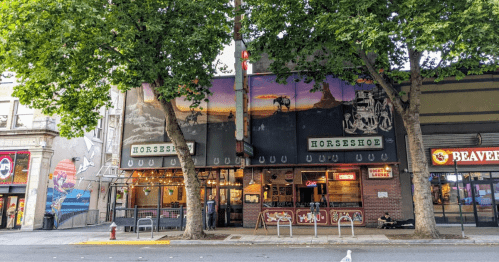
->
[109,222,117,240]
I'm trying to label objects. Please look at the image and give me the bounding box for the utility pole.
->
[234,0,250,166]
[454,160,465,238]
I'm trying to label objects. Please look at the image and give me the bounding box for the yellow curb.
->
[75,240,170,245]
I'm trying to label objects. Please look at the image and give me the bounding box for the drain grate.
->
[230,236,242,240]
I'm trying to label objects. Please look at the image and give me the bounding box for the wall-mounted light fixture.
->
[71,157,81,162]
[249,168,255,185]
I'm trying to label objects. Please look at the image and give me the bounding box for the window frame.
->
[0,100,10,129]
[12,100,33,129]
[93,118,103,140]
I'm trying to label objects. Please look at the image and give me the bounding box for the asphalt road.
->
[5,245,499,262]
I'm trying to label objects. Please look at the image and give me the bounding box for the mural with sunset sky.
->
[120,74,397,169]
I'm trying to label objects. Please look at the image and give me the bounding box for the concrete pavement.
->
[0,223,498,245]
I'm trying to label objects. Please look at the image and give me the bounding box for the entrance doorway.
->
[219,187,243,227]
[470,181,498,227]
[0,195,25,229]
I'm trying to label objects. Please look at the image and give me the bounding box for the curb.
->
[75,240,171,245]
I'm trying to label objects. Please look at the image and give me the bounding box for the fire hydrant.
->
[109,222,117,240]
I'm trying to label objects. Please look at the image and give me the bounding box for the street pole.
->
[454,160,465,238]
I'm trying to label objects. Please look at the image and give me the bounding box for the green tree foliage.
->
[0,0,232,138]
[243,0,499,238]
[0,0,232,239]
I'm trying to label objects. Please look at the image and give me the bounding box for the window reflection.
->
[0,152,29,185]
[262,169,293,207]
[328,170,361,207]
[296,171,327,207]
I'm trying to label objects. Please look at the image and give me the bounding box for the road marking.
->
[288,246,325,249]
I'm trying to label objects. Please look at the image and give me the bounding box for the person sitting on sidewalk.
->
[378,212,396,229]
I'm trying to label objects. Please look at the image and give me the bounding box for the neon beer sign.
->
[306,181,317,187]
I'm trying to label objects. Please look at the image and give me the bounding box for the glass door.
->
[15,198,25,228]
[218,169,243,227]
[471,182,497,227]
[493,181,499,226]
[0,195,5,228]
[6,196,18,229]
[219,187,243,227]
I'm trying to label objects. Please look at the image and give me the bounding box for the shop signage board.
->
[236,141,254,158]
[0,155,13,180]
[368,168,393,178]
[333,172,356,181]
[307,136,383,151]
[243,142,254,157]
[431,147,499,166]
[131,142,195,157]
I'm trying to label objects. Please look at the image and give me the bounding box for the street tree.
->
[0,0,232,239]
[243,0,499,238]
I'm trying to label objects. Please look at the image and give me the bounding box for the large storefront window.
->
[0,151,30,185]
[262,168,363,208]
[262,169,294,207]
[296,171,327,207]
[430,173,474,223]
[430,172,499,225]
[328,170,362,207]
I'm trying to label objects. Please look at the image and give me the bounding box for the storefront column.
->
[21,147,54,231]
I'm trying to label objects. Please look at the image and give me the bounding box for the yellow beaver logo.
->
[432,149,449,165]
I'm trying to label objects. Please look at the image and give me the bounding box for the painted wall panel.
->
[250,75,297,165]
[163,95,208,168]
[120,87,165,169]
[120,75,399,168]
[206,77,237,166]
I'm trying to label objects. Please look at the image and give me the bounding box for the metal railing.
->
[137,218,154,239]
[113,206,204,232]
[338,216,355,238]
[277,215,292,238]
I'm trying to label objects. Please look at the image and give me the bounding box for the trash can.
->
[42,213,54,230]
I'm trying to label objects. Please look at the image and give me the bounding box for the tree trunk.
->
[403,112,440,238]
[405,49,439,238]
[359,48,439,238]
[151,79,205,240]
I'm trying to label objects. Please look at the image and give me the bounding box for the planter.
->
[144,191,150,196]
[168,189,174,196]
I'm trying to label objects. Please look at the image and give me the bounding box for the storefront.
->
[0,151,30,229]
[429,146,499,227]
[119,75,405,229]
[245,164,400,227]
[114,168,244,227]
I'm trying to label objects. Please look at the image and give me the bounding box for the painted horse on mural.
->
[184,109,202,126]
[273,96,291,114]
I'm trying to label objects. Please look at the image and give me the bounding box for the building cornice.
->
[0,129,59,137]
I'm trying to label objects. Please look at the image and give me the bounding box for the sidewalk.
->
[0,224,497,245]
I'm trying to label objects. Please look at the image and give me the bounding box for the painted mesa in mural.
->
[121,74,396,169]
